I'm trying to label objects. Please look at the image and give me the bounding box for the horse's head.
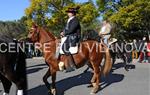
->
[28,23,40,43]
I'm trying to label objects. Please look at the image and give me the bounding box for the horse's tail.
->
[102,45,112,77]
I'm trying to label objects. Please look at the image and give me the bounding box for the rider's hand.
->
[99,33,103,38]
[60,32,64,37]
[99,32,102,36]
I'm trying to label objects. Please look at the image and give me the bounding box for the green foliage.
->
[0,17,27,40]
[25,0,99,36]
[96,0,119,19]
[96,0,150,40]
[78,2,99,31]
[110,0,150,39]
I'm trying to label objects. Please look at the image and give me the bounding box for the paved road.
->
[0,58,150,95]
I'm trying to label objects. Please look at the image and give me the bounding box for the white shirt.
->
[67,16,75,24]
[100,23,112,34]
[101,25,106,33]
[65,16,75,30]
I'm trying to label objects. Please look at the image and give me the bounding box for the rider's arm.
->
[147,43,150,52]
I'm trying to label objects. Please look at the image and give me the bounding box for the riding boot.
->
[65,52,75,73]
[57,53,61,60]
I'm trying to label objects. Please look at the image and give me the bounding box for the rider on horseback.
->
[99,20,112,46]
[99,20,117,47]
[60,6,81,72]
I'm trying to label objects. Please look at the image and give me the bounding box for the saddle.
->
[56,37,78,71]
[59,37,79,55]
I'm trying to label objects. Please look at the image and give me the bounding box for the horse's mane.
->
[40,27,56,41]
[47,31,56,40]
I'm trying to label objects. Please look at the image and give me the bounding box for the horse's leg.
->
[84,63,95,88]
[122,53,129,71]
[91,73,96,83]
[83,62,92,73]
[90,61,101,94]
[3,65,25,95]
[50,67,57,95]
[112,53,116,65]
[0,73,12,95]
[45,54,59,95]
[91,66,100,94]
[14,55,27,95]
[88,73,97,88]
[111,53,116,72]
[43,68,51,89]
[110,50,116,66]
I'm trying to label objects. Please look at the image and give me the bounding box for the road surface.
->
[0,58,150,95]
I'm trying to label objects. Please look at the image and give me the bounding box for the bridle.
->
[30,27,40,42]
[30,26,57,46]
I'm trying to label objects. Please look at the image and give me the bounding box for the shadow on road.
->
[28,85,48,95]
[27,66,48,74]
[27,63,47,68]
[28,71,124,95]
[99,73,124,91]
[112,62,136,71]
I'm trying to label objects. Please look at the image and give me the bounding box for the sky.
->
[0,0,89,21]
[0,0,30,21]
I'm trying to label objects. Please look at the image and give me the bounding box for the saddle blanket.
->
[57,37,78,55]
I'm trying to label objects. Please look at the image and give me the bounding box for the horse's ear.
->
[32,23,38,29]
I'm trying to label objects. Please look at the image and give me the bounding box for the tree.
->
[25,0,99,36]
[110,0,150,39]
[0,16,28,41]
[96,0,150,40]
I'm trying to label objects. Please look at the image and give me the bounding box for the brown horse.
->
[28,25,112,95]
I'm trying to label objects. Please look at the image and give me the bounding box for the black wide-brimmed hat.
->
[66,6,80,13]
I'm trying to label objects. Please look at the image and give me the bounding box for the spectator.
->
[143,42,148,63]
[132,39,138,59]
[138,37,147,63]
[126,42,133,63]
[99,20,112,46]
[147,35,150,63]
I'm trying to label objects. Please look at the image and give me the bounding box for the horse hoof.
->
[48,90,52,95]
[125,69,129,71]
[3,92,9,95]
[125,67,129,71]
[90,85,99,94]
[90,92,96,95]
[51,88,56,95]
[90,89,96,95]
[92,83,96,87]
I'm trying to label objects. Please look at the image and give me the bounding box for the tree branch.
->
[49,1,61,12]
[61,0,65,7]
